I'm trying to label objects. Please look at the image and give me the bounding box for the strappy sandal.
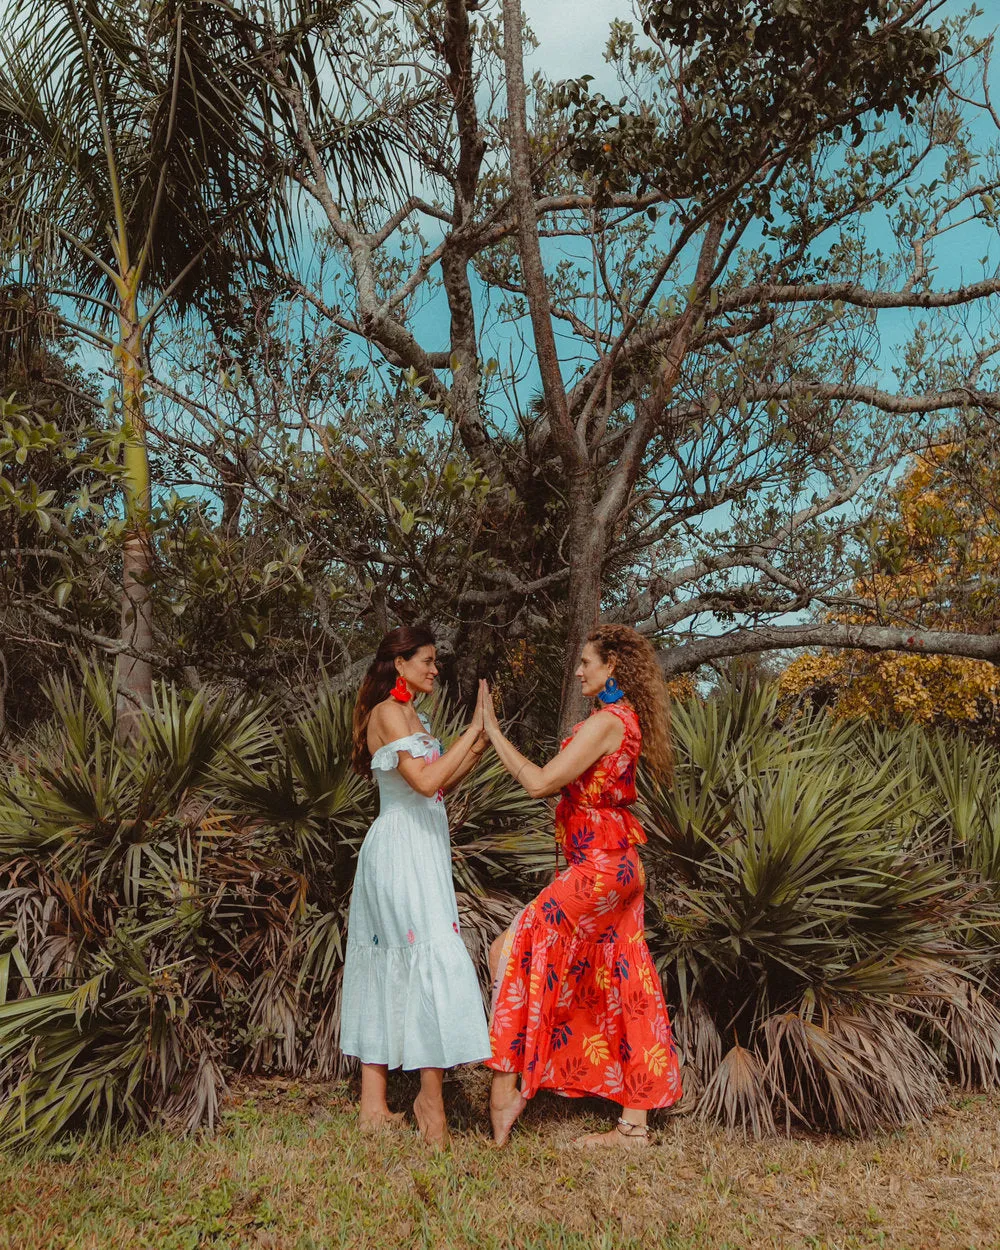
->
[572,1117,652,1148]
[614,1117,650,1139]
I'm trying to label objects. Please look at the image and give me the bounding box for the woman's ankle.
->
[620,1108,648,1128]
[490,1075,521,1106]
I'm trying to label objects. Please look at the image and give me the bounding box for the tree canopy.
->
[2,0,1000,731]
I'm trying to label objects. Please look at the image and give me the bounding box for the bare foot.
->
[490,1089,527,1147]
[413,1092,450,1151]
[358,1110,406,1133]
[572,1121,651,1149]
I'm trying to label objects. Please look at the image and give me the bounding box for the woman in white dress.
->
[341,625,491,1148]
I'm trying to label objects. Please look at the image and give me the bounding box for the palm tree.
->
[0,0,426,732]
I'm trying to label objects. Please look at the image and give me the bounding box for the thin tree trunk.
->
[115,277,154,735]
[559,486,605,735]
[502,0,598,735]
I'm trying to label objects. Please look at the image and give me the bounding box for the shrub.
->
[0,668,547,1146]
[639,680,998,1135]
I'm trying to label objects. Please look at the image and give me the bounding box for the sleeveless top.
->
[554,701,646,860]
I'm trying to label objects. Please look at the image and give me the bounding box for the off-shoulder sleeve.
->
[370,733,436,772]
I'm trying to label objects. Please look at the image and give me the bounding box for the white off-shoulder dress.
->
[339,714,491,1070]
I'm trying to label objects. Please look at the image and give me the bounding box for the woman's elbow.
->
[407,775,439,797]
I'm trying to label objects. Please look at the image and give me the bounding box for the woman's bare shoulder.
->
[367,698,415,746]
[587,707,627,746]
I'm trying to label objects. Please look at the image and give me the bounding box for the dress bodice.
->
[370,712,443,812]
[555,701,645,856]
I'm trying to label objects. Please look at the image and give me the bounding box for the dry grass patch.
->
[2,1072,1000,1249]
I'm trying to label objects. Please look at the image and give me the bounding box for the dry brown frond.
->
[696,1043,776,1138]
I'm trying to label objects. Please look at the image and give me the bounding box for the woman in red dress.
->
[480,624,682,1147]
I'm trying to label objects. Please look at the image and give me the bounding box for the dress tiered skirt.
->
[486,800,682,1109]
[339,737,490,1071]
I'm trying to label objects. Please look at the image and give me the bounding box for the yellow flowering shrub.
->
[780,444,1000,729]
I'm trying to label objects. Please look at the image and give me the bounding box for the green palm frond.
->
[645,676,993,1133]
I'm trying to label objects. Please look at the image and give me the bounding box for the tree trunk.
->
[115,277,154,736]
[559,484,605,736]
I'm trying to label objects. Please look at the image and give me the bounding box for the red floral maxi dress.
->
[486,702,682,1110]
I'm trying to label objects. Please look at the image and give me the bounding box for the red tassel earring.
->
[390,675,412,703]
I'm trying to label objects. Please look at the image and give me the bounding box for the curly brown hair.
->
[587,624,673,778]
[351,625,435,775]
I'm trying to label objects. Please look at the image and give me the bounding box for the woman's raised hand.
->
[479,679,501,739]
[471,681,486,735]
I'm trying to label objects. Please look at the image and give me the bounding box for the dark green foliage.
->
[558,0,948,204]
[640,679,1000,1135]
[0,667,547,1146]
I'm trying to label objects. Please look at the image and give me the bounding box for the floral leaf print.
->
[582,1033,611,1064]
[643,1042,671,1078]
[616,857,635,887]
[613,955,630,981]
[594,964,611,990]
[638,961,656,995]
[557,981,576,1010]
[568,957,591,981]
[624,1071,654,1103]
[578,985,602,1012]
[505,980,528,1009]
[575,914,597,938]
[551,1022,573,1050]
[619,1037,633,1063]
[545,962,559,991]
[510,1030,527,1057]
[595,890,621,917]
[542,898,567,927]
[573,825,595,846]
[624,993,650,1022]
[603,1062,625,1095]
[558,1056,590,1088]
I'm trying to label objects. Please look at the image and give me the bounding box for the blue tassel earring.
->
[598,676,624,704]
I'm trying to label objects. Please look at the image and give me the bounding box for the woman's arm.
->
[440,732,490,795]
[371,700,485,798]
[479,681,623,798]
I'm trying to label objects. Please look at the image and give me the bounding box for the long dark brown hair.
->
[351,625,436,774]
[587,624,673,779]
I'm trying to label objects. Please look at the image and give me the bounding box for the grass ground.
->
[2,1071,999,1250]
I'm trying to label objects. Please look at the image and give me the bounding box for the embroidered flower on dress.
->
[452,922,460,934]
[407,928,416,944]
[372,934,379,945]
